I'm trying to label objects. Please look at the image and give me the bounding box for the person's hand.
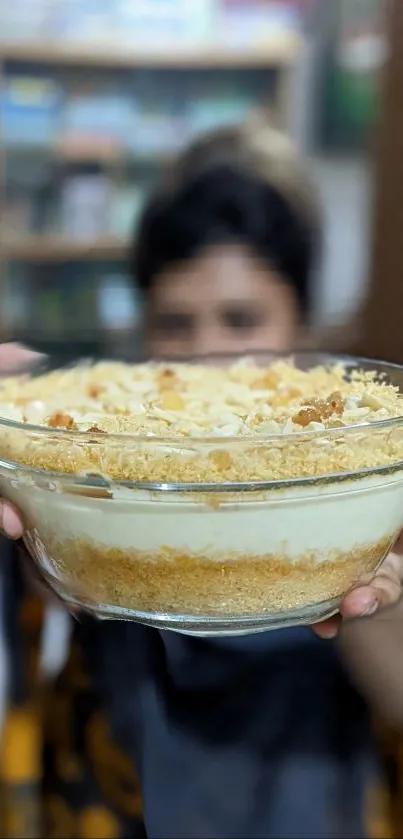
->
[0,343,43,540]
[0,341,43,374]
[313,533,403,638]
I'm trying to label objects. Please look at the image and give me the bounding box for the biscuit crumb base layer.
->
[1,358,403,482]
[34,534,393,617]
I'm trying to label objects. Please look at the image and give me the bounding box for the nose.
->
[191,324,222,357]
[188,318,211,356]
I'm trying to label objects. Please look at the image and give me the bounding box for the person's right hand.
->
[0,342,43,540]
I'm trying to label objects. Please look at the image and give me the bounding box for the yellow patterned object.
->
[0,703,42,839]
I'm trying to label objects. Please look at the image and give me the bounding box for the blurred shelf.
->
[10,328,140,363]
[13,327,132,343]
[1,235,128,262]
[5,143,173,166]
[0,35,302,69]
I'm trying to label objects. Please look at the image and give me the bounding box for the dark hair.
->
[131,156,319,317]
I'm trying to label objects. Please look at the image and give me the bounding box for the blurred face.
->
[146,244,302,358]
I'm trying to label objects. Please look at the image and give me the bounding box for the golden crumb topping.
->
[0,358,402,483]
[0,358,402,437]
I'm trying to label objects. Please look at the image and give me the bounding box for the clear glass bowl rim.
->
[0,351,403,493]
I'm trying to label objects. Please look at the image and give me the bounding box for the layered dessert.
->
[0,356,403,633]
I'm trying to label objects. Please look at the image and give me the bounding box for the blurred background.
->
[0,0,387,362]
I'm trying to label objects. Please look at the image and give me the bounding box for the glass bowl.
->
[1,352,403,637]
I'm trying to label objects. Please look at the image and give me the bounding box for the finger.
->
[340,577,401,620]
[312,614,341,639]
[0,500,24,540]
[391,530,403,557]
[0,343,44,374]
[340,549,403,618]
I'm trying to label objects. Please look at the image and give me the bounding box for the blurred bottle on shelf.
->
[0,0,54,42]
[97,273,141,332]
[59,264,99,332]
[2,267,32,336]
[130,108,186,157]
[60,174,112,239]
[36,287,65,333]
[323,0,385,151]
[60,82,135,151]
[116,0,215,49]
[187,72,255,137]
[110,185,147,240]
[219,0,304,49]
[55,0,123,44]
[1,76,62,147]
[2,196,33,241]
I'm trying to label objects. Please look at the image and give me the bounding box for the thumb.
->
[0,500,24,540]
[0,343,44,374]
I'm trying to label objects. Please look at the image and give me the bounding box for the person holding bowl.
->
[1,118,403,839]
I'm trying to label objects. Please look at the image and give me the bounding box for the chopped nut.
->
[360,392,383,410]
[295,391,344,425]
[271,391,293,408]
[328,391,344,416]
[158,369,179,391]
[251,370,279,390]
[282,418,296,435]
[345,396,361,411]
[87,384,104,399]
[268,386,302,408]
[342,408,369,422]
[258,420,281,434]
[161,392,185,411]
[87,425,106,434]
[288,386,303,399]
[293,406,322,427]
[48,411,76,429]
[306,421,325,432]
[327,418,345,428]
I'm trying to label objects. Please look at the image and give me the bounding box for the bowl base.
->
[56,593,341,636]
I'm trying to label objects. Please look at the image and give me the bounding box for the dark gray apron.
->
[82,619,377,839]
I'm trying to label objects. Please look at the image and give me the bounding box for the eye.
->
[153,313,194,336]
[221,308,265,331]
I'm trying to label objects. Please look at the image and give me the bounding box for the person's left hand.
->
[313,533,403,638]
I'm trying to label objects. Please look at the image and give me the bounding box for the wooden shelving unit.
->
[5,143,172,167]
[0,29,304,349]
[1,235,128,263]
[0,34,302,69]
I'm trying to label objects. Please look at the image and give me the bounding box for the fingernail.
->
[2,505,21,539]
[320,628,339,639]
[361,600,378,617]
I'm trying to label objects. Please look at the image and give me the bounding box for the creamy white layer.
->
[2,470,403,562]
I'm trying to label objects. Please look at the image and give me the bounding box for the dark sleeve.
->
[1,539,27,704]
[80,618,374,839]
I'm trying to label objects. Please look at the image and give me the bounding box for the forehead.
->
[149,244,282,308]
